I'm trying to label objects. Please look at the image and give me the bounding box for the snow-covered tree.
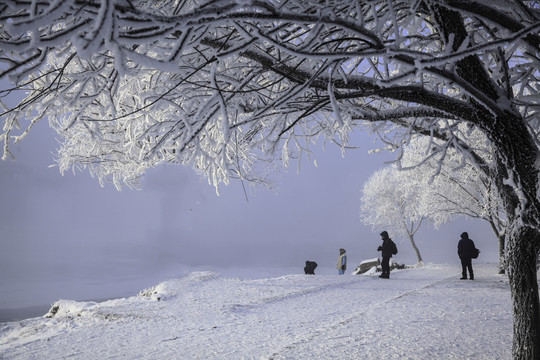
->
[360,165,425,264]
[361,136,506,269]
[400,136,507,273]
[2,1,540,358]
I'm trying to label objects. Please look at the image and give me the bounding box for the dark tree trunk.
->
[499,234,506,275]
[490,116,540,359]
[430,5,540,358]
[488,220,506,274]
[488,114,540,360]
[506,227,540,359]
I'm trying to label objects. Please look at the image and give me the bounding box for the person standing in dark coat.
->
[458,232,477,280]
[378,231,394,279]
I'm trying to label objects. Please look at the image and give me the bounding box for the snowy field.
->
[0,263,513,359]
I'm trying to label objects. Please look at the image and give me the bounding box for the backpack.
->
[390,240,398,255]
[471,247,480,259]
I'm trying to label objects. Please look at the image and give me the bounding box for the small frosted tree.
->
[360,165,425,264]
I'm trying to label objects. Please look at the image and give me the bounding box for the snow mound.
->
[45,300,97,318]
[138,280,179,301]
[139,271,219,301]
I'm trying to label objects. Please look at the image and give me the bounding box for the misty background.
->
[0,118,495,316]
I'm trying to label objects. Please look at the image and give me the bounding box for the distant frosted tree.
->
[401,136,507,273]
[361,133,505,268]
[360,165,425,264]
[2,1,540,357]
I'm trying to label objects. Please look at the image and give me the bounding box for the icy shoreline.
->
[0,296,122,323]
[0,265,321,323]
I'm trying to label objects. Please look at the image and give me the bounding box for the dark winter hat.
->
[461,232,469,239]
[380,231,389,238]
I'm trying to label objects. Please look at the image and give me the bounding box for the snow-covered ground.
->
[0,263,512,359]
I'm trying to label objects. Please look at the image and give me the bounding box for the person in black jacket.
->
[378,231,394,279]
[458,232,477,280]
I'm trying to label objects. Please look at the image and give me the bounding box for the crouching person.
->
[304,261,318,275]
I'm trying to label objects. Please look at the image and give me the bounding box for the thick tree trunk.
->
[432,5,540,357]
[491,119,540,359]
[506,226,540,359]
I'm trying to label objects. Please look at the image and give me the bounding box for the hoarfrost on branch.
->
[1,1,537,193]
